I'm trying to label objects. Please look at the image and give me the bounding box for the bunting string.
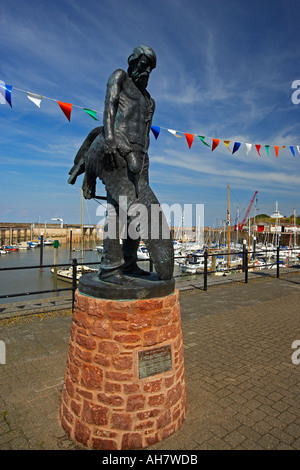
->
[0,82,101,122]
[150,124,300,158]
[1,81,299,159]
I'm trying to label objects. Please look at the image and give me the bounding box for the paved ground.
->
[0,271,299,450]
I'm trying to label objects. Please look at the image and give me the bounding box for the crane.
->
[234,191,258,231]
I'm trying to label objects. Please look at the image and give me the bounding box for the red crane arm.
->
[238,191,258,230]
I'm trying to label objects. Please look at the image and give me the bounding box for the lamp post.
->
[51,217,64,228]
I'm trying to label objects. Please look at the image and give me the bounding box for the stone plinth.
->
[60,289,186,450]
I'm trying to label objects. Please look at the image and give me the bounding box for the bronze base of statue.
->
[78,272,175,300]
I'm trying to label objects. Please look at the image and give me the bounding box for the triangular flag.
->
[274,145,279,158]
[245,143,252,156]
[0,83,12,107]
[255,145,261,156]
[223,140,231,151]
[57,101,72,121]
[26,92,43,108]
[197,135,210,147]
[83,108,99,121]
[290,146,295,157]
[184,133,194,149]
[211,138,220,151]
[151,125,160,139]
[232,142,241,154]
[282,146,285,151]
[265,145,270,157]
[167,129,182,137]
[297,145,300,154]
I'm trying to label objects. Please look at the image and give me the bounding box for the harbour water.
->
[0,242,102,304]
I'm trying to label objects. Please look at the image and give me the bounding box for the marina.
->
[1,236,299,305]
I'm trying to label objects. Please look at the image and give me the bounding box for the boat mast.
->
[227,184,230,269]
[294,208,296,248]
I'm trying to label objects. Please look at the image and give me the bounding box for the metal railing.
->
[0,246,299,313]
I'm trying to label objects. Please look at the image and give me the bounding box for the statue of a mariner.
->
[68,45,174,286]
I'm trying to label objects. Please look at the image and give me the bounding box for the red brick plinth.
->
[60,289,186,450]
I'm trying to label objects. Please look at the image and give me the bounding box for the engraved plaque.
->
[138,345,172,379]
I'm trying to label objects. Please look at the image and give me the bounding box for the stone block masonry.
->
[60,289,186,450]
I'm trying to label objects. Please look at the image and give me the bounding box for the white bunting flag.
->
[245,143,252,156]
[167,128,182,138]
[26,92,43,107]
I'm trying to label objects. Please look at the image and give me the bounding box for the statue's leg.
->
[100,193,124,276]
[136,177,174,280]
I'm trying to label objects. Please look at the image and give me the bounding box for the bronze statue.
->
[68,46,173,285]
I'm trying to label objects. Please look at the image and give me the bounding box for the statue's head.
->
[128,45,156,90]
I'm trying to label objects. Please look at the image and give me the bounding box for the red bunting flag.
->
[274,145,279,158]
[57,101,72,121]
[184,133,194,149]
[212,138,220,151]
[255,144,261,156]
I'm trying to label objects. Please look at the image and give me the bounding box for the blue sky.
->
[1,0,300,228]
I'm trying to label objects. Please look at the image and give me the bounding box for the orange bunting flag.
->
[57,101,72,121]
[255,144,261,156]
[184,133,194,149]
[211,138,220,151]
[274,145,279,158]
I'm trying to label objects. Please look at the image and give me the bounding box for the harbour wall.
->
[1,222,297,247]
[0,223,104,245]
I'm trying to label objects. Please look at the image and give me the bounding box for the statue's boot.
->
[100,268,133,286]
[123,264,151,276]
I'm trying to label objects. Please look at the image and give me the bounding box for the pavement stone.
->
[0,271,299,450]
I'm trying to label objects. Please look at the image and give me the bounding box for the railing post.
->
[242,241,246,272]
[69,228,73,254]
[72,258,78,312]
[204,250,208,291]
[245,249,248,284]
[277,246,280,278]
[39,233,44,272]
